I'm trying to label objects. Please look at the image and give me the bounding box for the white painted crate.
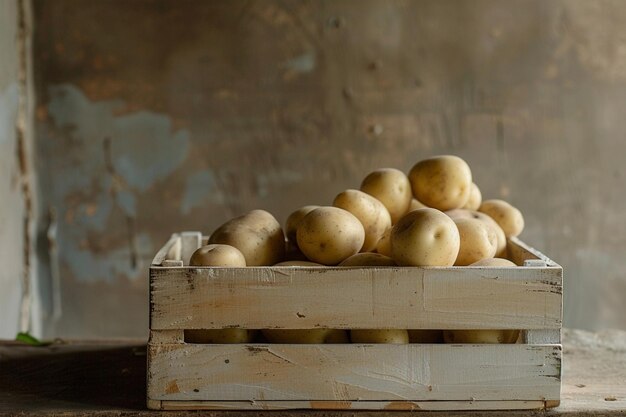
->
[147,232,562,411]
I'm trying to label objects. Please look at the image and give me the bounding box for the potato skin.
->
[446,209,507,258]
[339,253,396,266]
[407,198,428,212]
[296,207,365,265]
[443,329,520,344]
[376,228,392,257]
[408,155,472,211]
[462,183,482,211]
[360,168,412,224]
[273,260,324,266]
[262,329,348,344]
[209,209,285,266]
[470,258,516,267]
[391,208,460,266]
[453,218,498,266]
[350,329,409,344]
[285,205,319,242]
[185,329,254,344]
[189,244,246,267]
[479,199,525,238]
[333,189,391,252]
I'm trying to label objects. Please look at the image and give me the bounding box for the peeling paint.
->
[43,84,191,282]
[284,51,316,73]
[181,170,221,214]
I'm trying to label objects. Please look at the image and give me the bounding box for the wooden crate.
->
[147,232,562,411]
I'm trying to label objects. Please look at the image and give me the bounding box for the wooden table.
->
[1,329,624,416]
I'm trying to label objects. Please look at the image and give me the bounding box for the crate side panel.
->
[159,399,548,411]
[150,267,562,330]
[148,344,561,402]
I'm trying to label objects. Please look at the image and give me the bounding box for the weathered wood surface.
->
[150,267,562,331]
[0,329,624,416]
[147,343,560,402]
[156,400,549,411]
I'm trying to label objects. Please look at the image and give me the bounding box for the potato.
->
[274,260,324,266]
[189,244,246,267]
[360,168,412,224]
[407,198,428,212]
[262,329,348,344]
[185,329,254,344]
[446,209,507,258]
[453,218,498,266]
[209,209,285,266]
[443,330,520,344]
[285,205,319,242]
[462,182,482,211]
[479,199,525,238]
[296,207,365,265]
[408,330,444,343]
[339,253,396,266]
[470,258,516,267]
[333,189,391,252]
[390,208,460,266]
[376,228,392,257]
[408,155,472,211]
[350,329,409,344]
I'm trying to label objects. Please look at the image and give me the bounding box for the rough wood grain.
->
[159,400,549,411]
[147,343,561,402]
[150,265,562,330]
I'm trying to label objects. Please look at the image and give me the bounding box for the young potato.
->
[189,244,246,267]
[350,329,409,344]
[453,218,498,266]
[209,209,285,266]
[446,209,507,258]
[273,260,324,266]
[408,330,444,343]
[479,199,525,237]
[390,208,460,266]
[376,228,392,257]
[185,329,254,344]
[408,155,472,211]
[262,329,348,344]
[333,189,391,252]
[285,205,319,242]
[339,253,396,266]
[470,258,516,267]
[296,207,365,265]
[406,198,428,213]
[443,330,520,344]
[360,168,412,224]
[462,183,482,211]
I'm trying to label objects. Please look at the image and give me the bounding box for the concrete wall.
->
[31,0,626,337]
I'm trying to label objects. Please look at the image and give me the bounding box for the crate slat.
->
[155,399,551,411]
[147,343,561,402]
[150,266,562,330]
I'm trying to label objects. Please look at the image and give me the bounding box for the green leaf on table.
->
[15,332,44,346]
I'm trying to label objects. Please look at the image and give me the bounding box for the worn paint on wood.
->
[147,343,561,403]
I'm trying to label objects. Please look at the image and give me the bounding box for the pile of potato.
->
[188,155,525,345]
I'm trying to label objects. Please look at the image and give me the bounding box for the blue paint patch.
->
[116,189,137,217]
[181,170,221,214]
[45,84,188,282]
[284,52,316,73]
